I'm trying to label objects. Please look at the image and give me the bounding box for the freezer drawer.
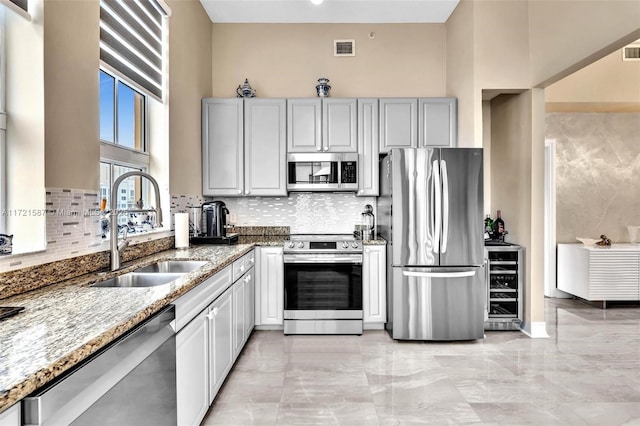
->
[388,266,485,341]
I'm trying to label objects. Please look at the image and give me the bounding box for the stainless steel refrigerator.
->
[377,147,485,340]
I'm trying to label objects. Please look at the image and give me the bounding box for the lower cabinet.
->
[363,245,387,327]
[175,250,256,426]
[208,287,234,403]
[0,402,20,426]
[255,247,284,327]
[176,309,209,426]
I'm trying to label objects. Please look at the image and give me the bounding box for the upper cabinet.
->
[379,98,418,153]
[202,98,244,196]
[203,98,287,197]
[288,98,357,153]
[322,98,358,152]
[357,98,379,197]
[418,98,457,147]
[244,99,287,196]
[379,97,458,153]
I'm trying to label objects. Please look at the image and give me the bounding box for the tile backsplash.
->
[214,193,377,234]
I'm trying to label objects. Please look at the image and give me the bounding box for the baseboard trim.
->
[254,325,284,331]
[520,321,550,338]
[363,323,385,330]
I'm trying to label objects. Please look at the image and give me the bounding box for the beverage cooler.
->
[484,245,523,330]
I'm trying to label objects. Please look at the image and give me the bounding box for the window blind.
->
[100,0,167,101]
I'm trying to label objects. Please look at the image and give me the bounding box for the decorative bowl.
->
[576,237,599,246]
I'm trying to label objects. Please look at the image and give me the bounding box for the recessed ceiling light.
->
[310,0,323,5]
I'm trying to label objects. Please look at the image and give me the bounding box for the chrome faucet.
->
[109,171,163,271]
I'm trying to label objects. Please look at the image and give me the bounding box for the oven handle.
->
[283,254,363,264]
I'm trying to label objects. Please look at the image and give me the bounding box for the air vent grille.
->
[334,40,355,57]
[623,46,640,61]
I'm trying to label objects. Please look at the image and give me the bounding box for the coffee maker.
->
[189,201,238,244]
[202,201,228,237]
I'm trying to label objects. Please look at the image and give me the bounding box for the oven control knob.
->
[352,241,359,249]
[297,242,304,248]
[342,242,349,249]
[287,241,295,249]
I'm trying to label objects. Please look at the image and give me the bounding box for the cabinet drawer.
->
[233,250,256,282]
[173,265,233,331]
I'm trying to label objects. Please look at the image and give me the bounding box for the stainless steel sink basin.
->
[91,272,184,288]
[133,260,208,274]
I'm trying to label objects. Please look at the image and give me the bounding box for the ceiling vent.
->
[622,40,640,61]
[334,39,355,57]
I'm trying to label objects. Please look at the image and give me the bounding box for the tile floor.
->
[201,298,640,425]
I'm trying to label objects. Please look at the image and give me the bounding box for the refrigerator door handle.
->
[441,159,449,253]
[432,160,441,253]
[484,258,490,321]
[402,270,476,278]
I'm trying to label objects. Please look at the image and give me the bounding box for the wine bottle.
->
[484,215,493,234]
[494,210,505,238]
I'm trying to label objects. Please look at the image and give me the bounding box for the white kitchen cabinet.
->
[202,98,244,196]
[176,308,209,426]
[202,98,286,196]
[357,98,379,196]
[418,97,457,147]
[244,270,255,337]
[363,245,387,327]
[244,98,287,196]
[379,98,418,153]
[0,402,20,426]
[208,286,234,403]
[255,247,284,327]
[287,98,322,152]
[558,244,640,305]
[232,276,246,359]
[322,98,358,152]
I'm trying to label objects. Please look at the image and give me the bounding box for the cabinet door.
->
[588,251,639,301]
[0,402,20,426]
[244,99,287,196]
[232,277,245,359]
[357,98,379,196]
[244,269,255,336]
[256,247,284,326]
[208,287,233,403]
[363,245,387,324]
[322,98,357,152]
[418,98,457,147]
[379,98,417,153]
[287,98,322,152]
[202,98,244,196]
[176,309,209,426]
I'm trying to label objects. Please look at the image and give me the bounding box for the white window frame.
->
[0,8,7,234]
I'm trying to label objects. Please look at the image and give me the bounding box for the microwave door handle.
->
[441,159,449,253]
[432,160,441,254]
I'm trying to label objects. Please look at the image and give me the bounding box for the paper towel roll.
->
[175,212,189,249]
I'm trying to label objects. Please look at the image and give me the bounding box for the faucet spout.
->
[109,171,163,271]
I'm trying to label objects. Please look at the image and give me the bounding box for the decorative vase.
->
[315,78,331,97]
[236,79,256,98]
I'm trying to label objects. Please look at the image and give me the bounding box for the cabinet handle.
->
[244,274,251,283]
[246,190,250,195]
[359,190,364,194]
[316,146,322,151]
[212,307,219,317]
[249,257,255,264]
[365,248,370,253]
[237,189,242,194]
[239,264,245,272]
[323,147,329,151]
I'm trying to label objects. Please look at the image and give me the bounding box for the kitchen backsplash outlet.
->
[212,193,377,234]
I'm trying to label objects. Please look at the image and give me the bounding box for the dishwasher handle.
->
[23,306,175,426]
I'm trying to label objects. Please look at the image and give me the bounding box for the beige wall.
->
[44,0,100,190]
[210,23,447,98]
[490,90,545,332]
[529,0,640,88]
[168,0,213,196]
[546,49,640,104]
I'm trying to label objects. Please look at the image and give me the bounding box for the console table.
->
[557,243,640,308]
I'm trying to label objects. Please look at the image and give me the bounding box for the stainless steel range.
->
[283,234,363,335]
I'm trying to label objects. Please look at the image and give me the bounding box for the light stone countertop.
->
[561,243,640,251]
[0,242,267,413]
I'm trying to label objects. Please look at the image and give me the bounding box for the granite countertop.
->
[0,242,269,413]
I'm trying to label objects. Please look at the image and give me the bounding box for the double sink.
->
[91,260,208,288]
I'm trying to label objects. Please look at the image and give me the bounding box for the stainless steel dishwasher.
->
[23,306,177,426]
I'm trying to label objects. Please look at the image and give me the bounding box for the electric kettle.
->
[201,201,229,237]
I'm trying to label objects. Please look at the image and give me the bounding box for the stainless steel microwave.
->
[287,153,358,192]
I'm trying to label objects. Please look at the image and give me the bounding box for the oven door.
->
[283,253,363,319]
